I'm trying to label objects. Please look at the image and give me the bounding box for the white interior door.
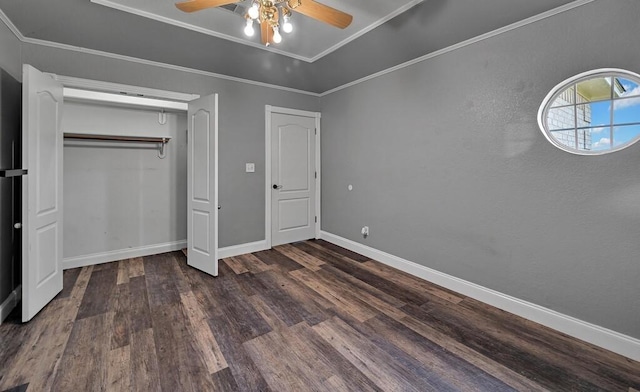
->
[271,113,317,246]
[22,65,64,322]
[187,94,218,276]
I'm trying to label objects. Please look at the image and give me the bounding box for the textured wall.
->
[20,43,319,248]
[320,0,640,338]
[0,20,20,80]
[62,102,187,259]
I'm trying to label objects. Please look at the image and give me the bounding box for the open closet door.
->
[187,94,219,276]
[22,65,64,322]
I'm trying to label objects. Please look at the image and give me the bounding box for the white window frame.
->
[538,68,640,155]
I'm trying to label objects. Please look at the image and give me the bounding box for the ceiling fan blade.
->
[261,21,273,46]
[290,0,353,29]
[175,0,238,13]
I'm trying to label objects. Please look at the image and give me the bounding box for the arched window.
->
[538,69,640,155]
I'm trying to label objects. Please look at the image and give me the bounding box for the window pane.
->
[549,129,577,149]
[547,106,575,131]
[615,77,640,98]
[613,124,640,147]
[576,76,612,103]
[550,85,575,107]
[576,101,610,129]
[581,126,610,151]
[613,97,640,124]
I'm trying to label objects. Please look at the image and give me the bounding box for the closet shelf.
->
[63,133,171,143]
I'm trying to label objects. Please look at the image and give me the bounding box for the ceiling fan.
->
[175,0,353,46]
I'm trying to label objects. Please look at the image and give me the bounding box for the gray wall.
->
[20,42,319,248]
[62,102,187,259]
[0,20,20,80]
[320,0,640,339]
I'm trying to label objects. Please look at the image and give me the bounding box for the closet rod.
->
[63,133,171,144]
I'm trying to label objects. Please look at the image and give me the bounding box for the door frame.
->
[47,74,207,270]
[265,105,321,249]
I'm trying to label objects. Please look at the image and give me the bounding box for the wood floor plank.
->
[362,314,518,391]
[180,290,228,373]
[317,264,407,320]
[151,301,203,391]
[206,316,273,392]
[106,345,130,391]
[58,267,81,299]
[129,275,152,333]
[128,257,145,278]
[309,239,371,262]
[250,270,332,326]
[1,244,638,391]
[294,241,433,306]
[403,302,623,391]
[362,259,465,304]
[224,253,272,275]
[144,253,181,307]
[0,266,93,391]
[1,383,28,392]
[245,321,381,392]
[116,259,130,285]
[51,312,113,391]
[111,282,131,349]
[313,316,432,392]
[247,294,290,331]
[459,297,640,386]
[222,256,250,275]
[398,314,550,391]
[275,243,325,271]
[130,329,161,391]
[76,265,118,320]
[167,251,192,294]
[290,268,378,322]
[253,248,305,271]
[210,368,241,391]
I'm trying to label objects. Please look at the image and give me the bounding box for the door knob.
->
[14,223,21,229]
[273,184,283,189]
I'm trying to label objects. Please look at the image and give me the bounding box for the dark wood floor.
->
[1,240,639,391]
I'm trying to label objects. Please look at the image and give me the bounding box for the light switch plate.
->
[246,163,255,173]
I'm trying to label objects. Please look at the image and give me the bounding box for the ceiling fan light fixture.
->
[282,14,293,33]
[244,19,255,36]
[272,26,282,43]
[248,3,260,19]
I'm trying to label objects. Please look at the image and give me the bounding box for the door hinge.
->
[315,128,317,135]
[314,171,317,179]
[315,216,317,223]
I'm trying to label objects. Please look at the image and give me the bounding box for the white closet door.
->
[187,94,219,276]
[22,64,64,322]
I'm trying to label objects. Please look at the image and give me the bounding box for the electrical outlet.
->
[246,163,255,173]
[361,226,369,238]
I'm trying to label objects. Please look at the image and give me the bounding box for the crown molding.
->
[91,0,425,64]
[1,0,596,96]
[319,0,597,97]
[0,8,25,40]
[90,0,312,62]
[21,35,321,96]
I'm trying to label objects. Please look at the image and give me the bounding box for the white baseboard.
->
[63,240,187,269]
[218,240,269,259]
[0,285,21,325]
[320,231,640,362]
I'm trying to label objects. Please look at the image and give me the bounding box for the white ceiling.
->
[91,0,424,62]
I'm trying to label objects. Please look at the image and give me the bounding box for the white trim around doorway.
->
[265,106,321,249]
